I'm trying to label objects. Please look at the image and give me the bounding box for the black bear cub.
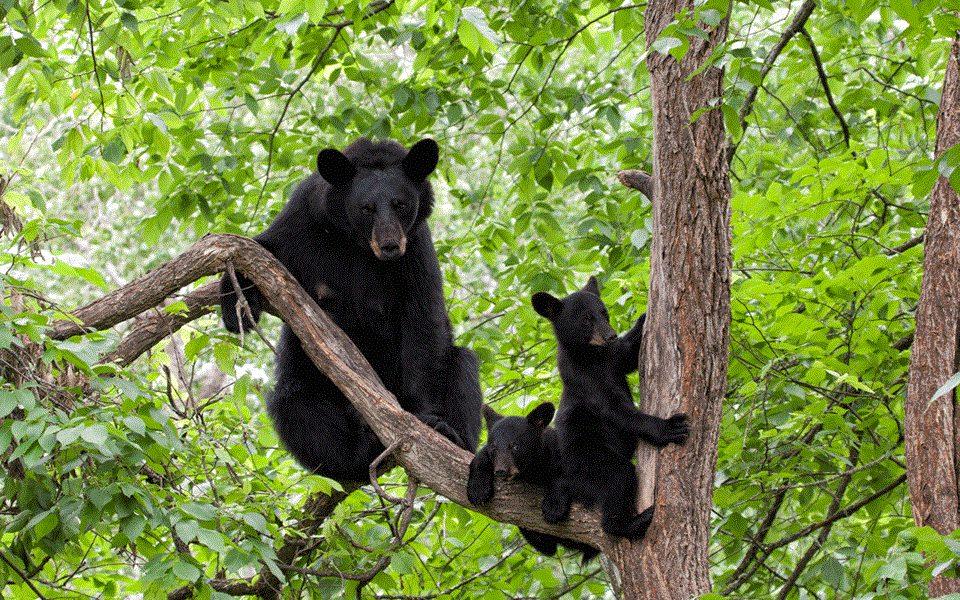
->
[220,138,482,482]
[467,402,599,562]
[532,276,689,540]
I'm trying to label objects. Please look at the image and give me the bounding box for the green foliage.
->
[0,0,957,597]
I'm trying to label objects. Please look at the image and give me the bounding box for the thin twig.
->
[369,438,405,503]
[225,261,278,355]
[84,0,106,122]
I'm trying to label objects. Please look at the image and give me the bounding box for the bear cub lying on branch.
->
[467,402,600,563]
[220,138,482,482]
[532,276,689,540]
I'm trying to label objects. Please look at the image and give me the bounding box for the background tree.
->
[905,33,960,598]
[2,0,960,598]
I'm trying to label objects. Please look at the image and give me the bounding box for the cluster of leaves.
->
[2,0,960,597]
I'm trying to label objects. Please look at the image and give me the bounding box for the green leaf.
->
[461,7,500,50]
[457,20,480,55]
[120,12,139,33]
[14,34,44,58]
[80,424,109,445]
[888,0,919,28]
[652,36,683,57]
[123,416,146,436]
[242,512,267,533]
[930,371,960,404]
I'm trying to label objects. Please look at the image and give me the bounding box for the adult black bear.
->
[467,402,600,562]
[531,276,689,539]
[220,138,482,482]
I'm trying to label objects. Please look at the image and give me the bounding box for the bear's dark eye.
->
[360,205,375,215]
[391,199,407,211]
[509,443,519,452]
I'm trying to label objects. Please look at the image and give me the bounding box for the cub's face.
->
[482,401,554,479]
[487,416,541,478]
[532,276,617,349]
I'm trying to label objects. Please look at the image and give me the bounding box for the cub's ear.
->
[401,138,439,183]
[527,402,555,429]
[317,148,357,187]
[532,291,562,321]
[583,275,601,296]
[482,404,504,431]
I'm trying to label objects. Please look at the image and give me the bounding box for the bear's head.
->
[316,138,438,261]
[531,276,618,350]
[482,402,555,479]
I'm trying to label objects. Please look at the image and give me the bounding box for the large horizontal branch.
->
[50,233,610,553]
[103,281,219,367]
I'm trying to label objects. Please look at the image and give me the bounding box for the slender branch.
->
[0,550,50,600]
[276,555,392,580]
[892,331,914,352]
[887,233,924,255]
[369,439,406,504]
[799,26,850,147]
[775,444,861,600]
[101,281,219,366]
[731,0,817,161]
[256,0,396,213]
[84,0,106,120]
[769,473,906,553]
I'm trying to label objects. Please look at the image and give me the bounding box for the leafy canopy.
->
[1,0,959,597]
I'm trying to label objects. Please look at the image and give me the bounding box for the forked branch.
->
[48,233,611,555]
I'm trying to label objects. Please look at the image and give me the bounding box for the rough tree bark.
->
[905,35,960,598]
[611,1,732,599]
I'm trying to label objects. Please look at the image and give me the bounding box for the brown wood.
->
[611,2,732,598]
[905,36,960,597]
[48,233,610,553]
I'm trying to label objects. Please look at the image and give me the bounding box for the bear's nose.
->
[379,242,401,259]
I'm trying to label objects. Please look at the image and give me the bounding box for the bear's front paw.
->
[663,413,689,445]
[626,506,655,539]
[467,476,494,506]
[542,492,571,524]
[419,414,469,450]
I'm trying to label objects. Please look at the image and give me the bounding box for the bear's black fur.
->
[532,276,688,539]
[467,402,599,562]
[220,138,482,481]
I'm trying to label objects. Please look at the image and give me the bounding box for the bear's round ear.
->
[316,148,357,187]
[532,292,562,321]
[583,275,601,296]
[401,138,439,183]
[482,404,504,431]
[527,402,555,428]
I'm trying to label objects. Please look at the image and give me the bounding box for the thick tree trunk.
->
[614,2,732,599]
[905,35,960,598]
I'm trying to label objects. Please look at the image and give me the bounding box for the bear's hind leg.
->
[268,326,385,482]
[542,476,573,524]
[598,457,651,539]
